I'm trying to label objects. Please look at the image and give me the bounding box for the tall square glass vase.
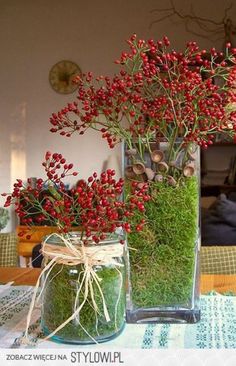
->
[124,139,201,324]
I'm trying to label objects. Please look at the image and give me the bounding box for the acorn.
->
[125,166,136,179]
[145,168,155,181]
[132,162,146,175]
[157,161,169,173]
[150,150,164,163]
[154,174,164,182]
[183,163,195,177]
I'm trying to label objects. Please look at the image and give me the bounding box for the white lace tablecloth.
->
[0,285,236,349]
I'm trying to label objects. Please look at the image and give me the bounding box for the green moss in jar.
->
[41,260,126,344]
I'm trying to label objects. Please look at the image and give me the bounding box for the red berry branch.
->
[2,152,150,243]
[50,34,236,164]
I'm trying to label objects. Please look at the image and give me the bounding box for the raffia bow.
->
[23,233,124,344]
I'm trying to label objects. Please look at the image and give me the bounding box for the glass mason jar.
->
[123,139,201,323]
[41,232,126,344]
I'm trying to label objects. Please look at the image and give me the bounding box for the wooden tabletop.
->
[0,267,41,286]
[201,274,236,294]
[0,267,236,294]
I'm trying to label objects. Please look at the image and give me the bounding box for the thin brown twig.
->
[222,3,233,22]
[149,0,235,46]
[150,0,225,27]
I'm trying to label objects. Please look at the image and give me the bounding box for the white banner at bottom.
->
[0,348,236,366]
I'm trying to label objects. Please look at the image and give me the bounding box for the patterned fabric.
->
[0,286,236,348]
[142,294,236,349]
[201,246,236,274]
[0,233,18,267]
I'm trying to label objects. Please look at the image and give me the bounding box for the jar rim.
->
[43,231,124,247]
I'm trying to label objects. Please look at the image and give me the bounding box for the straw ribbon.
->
[22,233,124,344]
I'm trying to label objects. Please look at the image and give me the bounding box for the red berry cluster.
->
[3,152,150,243]
[49,34,236,151]
[43,151,78,182]
[70,170,150,243]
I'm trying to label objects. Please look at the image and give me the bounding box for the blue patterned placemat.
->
[141,294,236,349]
[0,286,235,349]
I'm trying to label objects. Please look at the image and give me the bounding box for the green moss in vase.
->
[128,176,199,308]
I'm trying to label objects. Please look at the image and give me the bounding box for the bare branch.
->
[168,0,222,26]
[195,17,223,34]
[184,21,216,40]
[222,3,233,22]
[149,13,177,29]
[149,0,235,47]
